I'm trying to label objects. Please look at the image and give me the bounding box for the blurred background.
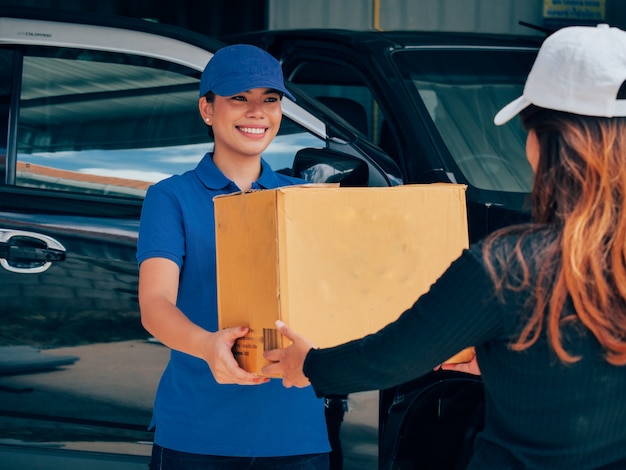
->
[1,0,624,38]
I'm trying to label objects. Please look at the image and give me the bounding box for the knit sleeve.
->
[303,245,503,397]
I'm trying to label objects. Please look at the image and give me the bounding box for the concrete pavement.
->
[0,340,378,469]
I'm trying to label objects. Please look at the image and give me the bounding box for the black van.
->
[1,8,541,469]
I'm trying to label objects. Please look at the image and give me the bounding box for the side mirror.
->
[292,148,369,187]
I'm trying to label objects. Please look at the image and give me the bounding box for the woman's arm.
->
[139,257,268,385]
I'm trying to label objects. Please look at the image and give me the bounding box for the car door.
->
[0,12,399,469]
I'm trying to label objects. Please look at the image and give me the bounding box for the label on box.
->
[232,328,284,375]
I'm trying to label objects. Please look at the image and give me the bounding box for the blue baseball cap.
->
[199,44,295,101]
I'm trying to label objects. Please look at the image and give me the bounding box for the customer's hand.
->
[262,321,315,388]
[204,327,269,385]
[438,356,481,375]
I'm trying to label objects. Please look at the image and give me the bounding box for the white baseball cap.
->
[494,24,626,125]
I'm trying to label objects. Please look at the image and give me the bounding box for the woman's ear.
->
[199,98,213,125]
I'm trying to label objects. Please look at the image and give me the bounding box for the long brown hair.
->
[484,105,626,365]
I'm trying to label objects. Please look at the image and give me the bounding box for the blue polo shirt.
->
[137,153,330,456]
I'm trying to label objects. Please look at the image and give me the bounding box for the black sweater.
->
[303,236,626,469]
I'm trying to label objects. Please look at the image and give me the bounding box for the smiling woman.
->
[201,87,285,190]
[0,9,404,470]
[137,44,332,469]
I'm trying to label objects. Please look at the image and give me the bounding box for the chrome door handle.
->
[0,229,66,273]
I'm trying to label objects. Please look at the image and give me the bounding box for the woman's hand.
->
[202,327,269,385]
[140,258,266,385]
[262,321,315,388]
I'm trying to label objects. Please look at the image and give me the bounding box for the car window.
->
[393,49,536,194]
[284,58,408,173]
[286,60,385,141]
[14,47,322,197]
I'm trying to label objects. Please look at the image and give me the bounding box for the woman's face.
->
[526,129,540,172]
[199,87,283,160]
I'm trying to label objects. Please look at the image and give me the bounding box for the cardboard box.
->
[215,184,470,376]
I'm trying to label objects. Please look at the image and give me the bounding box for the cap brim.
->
[213,83,295,102]
[494,96,530,126]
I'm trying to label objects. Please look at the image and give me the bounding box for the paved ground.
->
[0,340,379,469]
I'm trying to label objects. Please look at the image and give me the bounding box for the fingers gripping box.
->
[215,184,470,376]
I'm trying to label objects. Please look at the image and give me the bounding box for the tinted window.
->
[394,49,536,193]
[16,49,203,196]
[287,60,384,143]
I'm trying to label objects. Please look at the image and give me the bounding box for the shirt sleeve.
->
[303,246,503,397]
[136,182,185,268]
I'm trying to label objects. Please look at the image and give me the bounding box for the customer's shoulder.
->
[488,227,555,252]
[473,226,558,272]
